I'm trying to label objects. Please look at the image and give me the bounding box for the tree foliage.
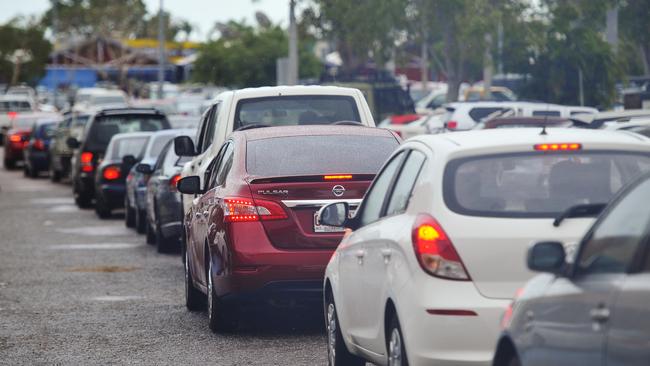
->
[0,21,52,85]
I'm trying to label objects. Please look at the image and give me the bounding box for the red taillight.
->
[411,214,470,280]
[9,134,22,143]
[534,143,582,151]
[222,197,288,223]
[80,152,94,173]
[7,111,17,119]
[324,174,353,180]
[34,139,45,151]
[390,114,421,125]
[169,174,181,192]
[102,165,121,180]
[500,287,524,329]
[446,120,458,130]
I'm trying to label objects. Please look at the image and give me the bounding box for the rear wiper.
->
[553,203,607,227]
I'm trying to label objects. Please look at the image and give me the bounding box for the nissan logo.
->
[332,185,345,197]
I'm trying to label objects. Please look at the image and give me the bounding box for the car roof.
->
[236,125,397,141]
[210,85,362,103]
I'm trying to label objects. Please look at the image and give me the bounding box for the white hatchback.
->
[319,128,650,366]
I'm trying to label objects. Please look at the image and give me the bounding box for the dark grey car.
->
[143,132,195,253]
[494,173,650,366]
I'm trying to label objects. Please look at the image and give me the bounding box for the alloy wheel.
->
[388,328,403,366]
[326,303,337,365]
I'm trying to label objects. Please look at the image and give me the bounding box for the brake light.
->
[34,139,45,151]
[222,197,288,223]
[412,214,470,280]
[8,134,22,143]
[7,111,17,119]
[169,174,181,192]
[446,120,458,130]
[534,143,581,151]
[324,175,353,180]
[80,152,94,173]
[501,287,524,329]
[102,165,121,180]
[390,114,420,125]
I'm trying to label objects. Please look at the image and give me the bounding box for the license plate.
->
[313,208,356,233]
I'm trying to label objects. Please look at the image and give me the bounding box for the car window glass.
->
[359,151,405,226]
[207,143,228,189]
[386,151,426,216]
[576,178,650,276]
[532,110,561,117]
[195,108,212,152]
[202,104,219,152]
[469,107,509,122]
[155,141,172,172]
[215,143,234,186]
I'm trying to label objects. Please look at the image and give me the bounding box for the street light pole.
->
[157,0,165,99]
[288,0,299,85]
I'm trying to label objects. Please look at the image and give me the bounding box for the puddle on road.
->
[56,226,132,236]
[50,243,140,250]
[65,265,139,273]
[89,295,144,302]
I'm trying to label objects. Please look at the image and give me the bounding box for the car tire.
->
[146,220,156,245]
[135,209,146,234]
[155,223,175,253]
[387,314,409,366]
[28,165,38,178]
[325,291,366,366]
[23,165,29,177]
[184,249,204,311]
[94,193,112,219]
[74,185,93,208]
[507,355,521,366]
[207,258,237,333]
[4,158,15,170]
[50,163,61,182]
[124,197,136,228]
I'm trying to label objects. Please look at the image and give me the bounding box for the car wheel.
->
[155,222,175,253]
[124,197,136,228]
[387,315,409,366]
[146,220,156,245]
[135,209,146,234]
[49,163,61,182]
[207,258,238,333]
[94,193,112,219]
[4,158,15,170]
[184,248,205,311]
[507,355,521,366]
[28,165,38,178]
[23,165,29,177]
[74,185,93,208]
[325,291,365,366]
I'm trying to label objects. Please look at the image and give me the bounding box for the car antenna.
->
[540,124,548,135]
[540,102,550,135]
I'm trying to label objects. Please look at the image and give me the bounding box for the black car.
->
[23,118,60,178]
[67,108,171,208]
[94,132,152,218]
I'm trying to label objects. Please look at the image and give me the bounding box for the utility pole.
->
[287,0,299,85]
[157,0,165,99]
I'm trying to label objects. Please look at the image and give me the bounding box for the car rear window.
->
[246,135,399,177]
[109,137,150,160]
[0,101,32,112]
[86,114,167,152]
[444,151,650,217]
[234,96,361,128]
[147,134,175,158]
[38,123,58,138]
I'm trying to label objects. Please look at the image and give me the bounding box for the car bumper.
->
[26,152,49,170]
[98,183,126,208]
[4,144,25,161]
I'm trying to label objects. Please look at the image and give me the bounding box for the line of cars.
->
[4,83,650,365]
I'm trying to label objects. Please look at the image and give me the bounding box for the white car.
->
[174,85,377,215]
[319,128,650,366]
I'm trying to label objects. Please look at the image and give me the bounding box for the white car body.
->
[443,101,598,131]
[324,128,650,366]
[180,85,376,214]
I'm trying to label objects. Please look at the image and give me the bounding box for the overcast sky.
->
[1,0,291,41]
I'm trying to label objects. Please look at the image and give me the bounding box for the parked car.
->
[94,132,152,218]
[0,94,38,144]
[68,108,171,208]
[318,128,650,366]
[176,85,377,216]
[74,88,128,109]
[494,172,650,366]
[125,129,181,233]
[3,112,59,169]
[49,111,91,182]
[177,125,400,333]
[572,109,650,129]
[23,118,61,178]
[142,130,196,253]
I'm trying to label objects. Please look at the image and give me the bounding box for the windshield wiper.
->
[553,203,607,227]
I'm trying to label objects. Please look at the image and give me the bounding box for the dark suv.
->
[68,108,170,208]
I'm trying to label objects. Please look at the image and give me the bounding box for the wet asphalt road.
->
[0,151,327,365]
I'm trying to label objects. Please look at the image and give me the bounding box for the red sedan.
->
[177,125,401,332]
[4,113,59,169]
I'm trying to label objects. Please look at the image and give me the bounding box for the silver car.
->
[494,173,650,366]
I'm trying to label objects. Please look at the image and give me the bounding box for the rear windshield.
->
[86,114,167,152]
[0,101,32,112]
[235,96,361,128]
[246,135,399,177]
[109,137,150,160]
[147,134,175,158]
[444,151,650,217]
[38,123,58,138]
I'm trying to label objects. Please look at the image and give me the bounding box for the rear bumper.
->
[4,144,24,161]
[221,280,323,307]
[26,151,49,170]
[98,183,126,208]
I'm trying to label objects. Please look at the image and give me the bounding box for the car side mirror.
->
[528,241,566,275]
[122,154,137,167]
[318,202,349,227]
[66,137,80,149]
[136,163,153,175]
[177,176,203,195]
[174,135,197,157]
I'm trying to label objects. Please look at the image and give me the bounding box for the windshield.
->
[246,135,399,177]
[85,115,167,152]
[444,151,650,217]
[109,136,150,160]
[235,96,361,128]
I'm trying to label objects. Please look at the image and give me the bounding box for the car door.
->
[338,150,406,353]
[525,178,650,366]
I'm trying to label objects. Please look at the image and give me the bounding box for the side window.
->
[359,151,406,226]
[195,106,215,153]
[214,143,234,186]
[532,110,561,117]
[202,104,220,152]
[576,179,650,276]
[206,142,229,189]
[469,107,507,122]
[385,150,426,216]
[155,141,171,172]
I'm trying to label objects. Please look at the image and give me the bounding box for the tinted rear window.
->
[444,151,650,217]
[247,135,399,177]
[109,137,150,160]
[235,96,361,128]
[86,114,167,152]
[0,101,32,112]
[38,123,58,138]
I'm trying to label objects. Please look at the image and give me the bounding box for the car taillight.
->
[411,213,470,280]
[102,165,121,181]
[7,111,17,119]
[34,139,45,151]
[222,197,288,223]
[534,143,582,151]
[80,152,94,173]
[446,121,458,130]
[169,174,181,192]
[500,288,524,329]
[9,134,22,143]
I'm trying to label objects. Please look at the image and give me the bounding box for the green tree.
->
[619,0,650,74]
[0,20,52,85]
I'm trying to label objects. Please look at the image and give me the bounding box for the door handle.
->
[590,306,610,323]
[194,212,202,219]
[202,210,210,218]
[355,250,366,258]
[381,249,392,263]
